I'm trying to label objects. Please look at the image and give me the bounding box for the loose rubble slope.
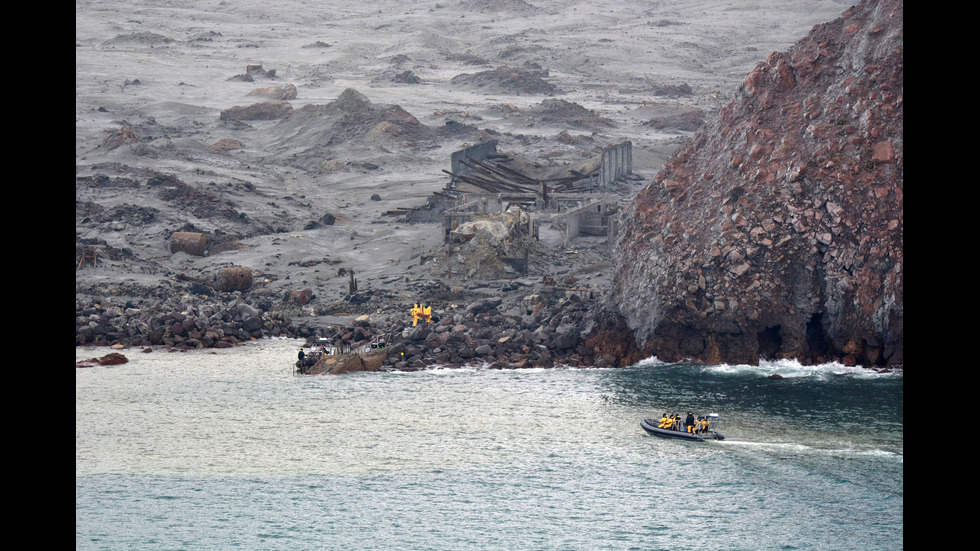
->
[613,0,903,367]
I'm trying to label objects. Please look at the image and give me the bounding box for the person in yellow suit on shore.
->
[411,303,432,326]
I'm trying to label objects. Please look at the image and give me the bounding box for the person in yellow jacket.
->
[698,417,710,434]
[658,413,670,429]
[411,303,433,326]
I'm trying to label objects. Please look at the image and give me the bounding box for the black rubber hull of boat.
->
[640,419,725,441]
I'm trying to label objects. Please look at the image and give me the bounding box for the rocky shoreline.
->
[76,280,640,372]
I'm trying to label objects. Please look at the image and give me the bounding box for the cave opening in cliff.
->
[758,325,782,360]
[806,313,831,359]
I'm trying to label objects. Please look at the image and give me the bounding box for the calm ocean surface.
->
[76,338,902,550]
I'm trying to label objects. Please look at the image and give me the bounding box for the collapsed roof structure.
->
[405,140,633,244]
[391,140,636,280]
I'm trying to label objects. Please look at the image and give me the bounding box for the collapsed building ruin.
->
[390,139,636,280]
[402,140,633,250]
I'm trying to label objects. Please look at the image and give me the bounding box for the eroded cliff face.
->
[613,0,903,367]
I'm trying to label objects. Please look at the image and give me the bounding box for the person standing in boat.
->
[685,412,696,433]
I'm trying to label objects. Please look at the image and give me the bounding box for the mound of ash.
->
[612,0,903,368]
[103,32,174,46]
[220,100,293,121]
[457,0,544,15]
[450,64,559,95]
[641,104,706,133]
[264,88,491,172]
[146,173,257,225]
[76,167,276,262]
[520,99,615,131]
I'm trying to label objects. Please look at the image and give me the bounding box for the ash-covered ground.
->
[76,0,851,333]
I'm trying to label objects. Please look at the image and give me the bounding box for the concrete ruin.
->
[439,140,632,248]
[598,141,633,188]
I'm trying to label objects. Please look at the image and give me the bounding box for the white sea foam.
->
[699,357,902,380]
[634,354,901,380]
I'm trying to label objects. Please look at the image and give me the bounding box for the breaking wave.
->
[635,355,902,381]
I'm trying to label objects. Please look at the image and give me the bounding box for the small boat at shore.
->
[640,413,725,441]
[295,337,388,375]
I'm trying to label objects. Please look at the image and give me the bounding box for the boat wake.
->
[717,438,902,460]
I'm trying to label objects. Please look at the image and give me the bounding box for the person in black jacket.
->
[685,412,696,433]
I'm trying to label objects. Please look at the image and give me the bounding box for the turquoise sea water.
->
[76,339,902,550]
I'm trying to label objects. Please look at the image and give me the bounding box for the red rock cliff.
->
[613,0,902,367]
